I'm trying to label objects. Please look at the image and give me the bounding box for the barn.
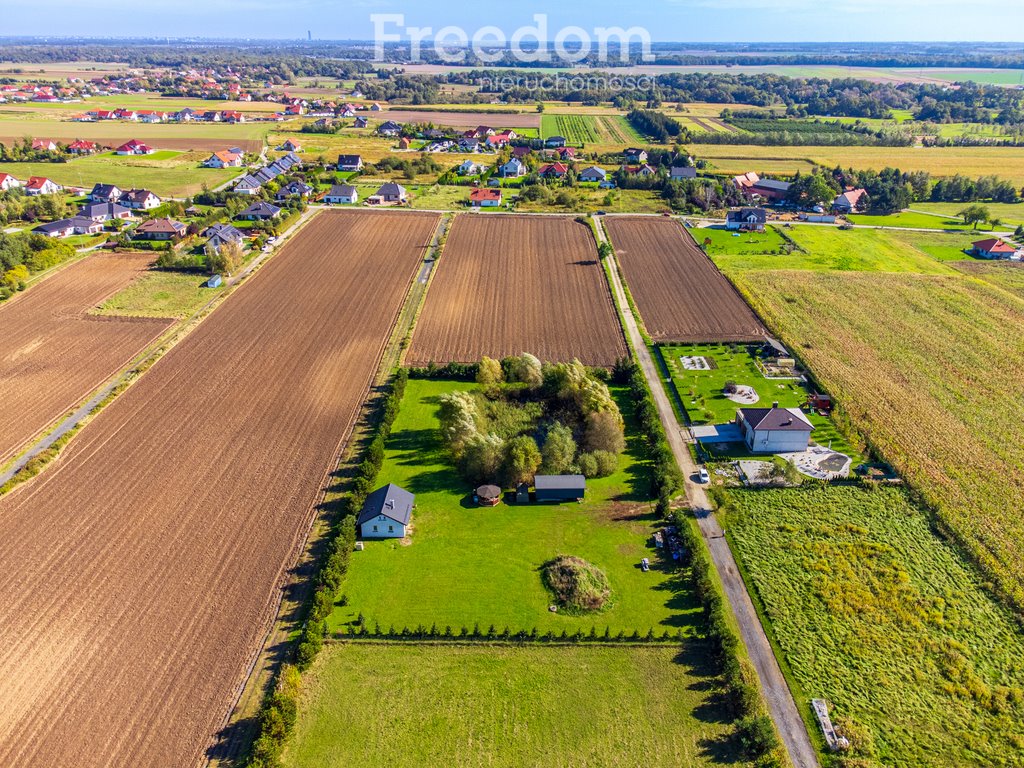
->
[534,475,586,502]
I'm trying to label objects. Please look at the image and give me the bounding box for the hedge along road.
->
[0,209,440,768]
[595,218,820,768]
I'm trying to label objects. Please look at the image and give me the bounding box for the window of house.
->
[372,525,378,532]
[388,525,394,532]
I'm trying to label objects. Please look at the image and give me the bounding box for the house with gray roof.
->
[358,483,414,539]
[324,184,358,204]
[236,202,281,221]
[534,475,586,502]
[736,406,814,453]
[204,222,245,251]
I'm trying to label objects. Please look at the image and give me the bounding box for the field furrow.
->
[0,209,438,767]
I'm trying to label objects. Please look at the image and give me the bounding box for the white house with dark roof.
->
[324,184,358,204]
[358,483,414,539]
[735,406,814,453]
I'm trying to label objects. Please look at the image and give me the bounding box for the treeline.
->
[246,369,408,767]
[0,231,75,300]
[626,109,685,143]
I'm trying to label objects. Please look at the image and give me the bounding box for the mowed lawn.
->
[659,343,860,462]
[0,152,239,197]
[710,225,973,274]
[725,486,1024,768]
[695,225,788,256]
[282,643,747,768]
[332,378,702,636]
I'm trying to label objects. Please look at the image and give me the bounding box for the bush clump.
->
[542,555,612,613]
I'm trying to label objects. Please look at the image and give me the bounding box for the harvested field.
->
[0,136,264,154]
[603,217,766,342]
[407,214,626,366]
[0,251,171,466]
[0,210,439,767]
[379,109,540,129]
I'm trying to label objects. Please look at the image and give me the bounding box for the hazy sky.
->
[3,0,1023,43]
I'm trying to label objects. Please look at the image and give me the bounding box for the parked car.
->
[698,467,711,484]
[640,557,650,572]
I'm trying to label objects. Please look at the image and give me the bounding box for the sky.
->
[2,0,1023,43]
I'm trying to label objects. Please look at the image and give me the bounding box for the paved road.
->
[595,220,819,768]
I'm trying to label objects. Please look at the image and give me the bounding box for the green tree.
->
[583,409,626,454]
[503,435,542,487]
[958,204,991,229]
[460,433,505,484]
[477,356,504,386]
[541,423,577,474]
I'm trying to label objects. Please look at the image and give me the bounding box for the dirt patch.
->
[604,216,767,342]
[0,210,439,767]
[0,252,172,466]
[408,214,627,366]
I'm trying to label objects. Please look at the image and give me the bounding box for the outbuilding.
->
[534,474,586,502]
[358,483,414,539]
[475,485,501,506]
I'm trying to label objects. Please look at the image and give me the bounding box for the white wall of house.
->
[361,514,406,539]
[743,425,811,453]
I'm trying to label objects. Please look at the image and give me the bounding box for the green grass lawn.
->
[331,378,702,637]
[912,201,1024,228]
[282,643,747,768]
[724,485,1024,768]
[0,154,238,197]
[711,225,966,275]
[93,268,220,319]
[695,226,789,256]
[659,343,861,463]
[846,210,973,230]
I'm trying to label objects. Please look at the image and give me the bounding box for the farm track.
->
[0,209,438,768]
[0,251,172,468]
[407,214,628,366]
[603,217,767,342]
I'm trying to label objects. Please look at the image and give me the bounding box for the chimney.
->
[772,401,779,408]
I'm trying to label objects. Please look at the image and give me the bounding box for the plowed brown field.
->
[0,136,263,153]
[0,210,438,767]
[407,214,627,366]
[603,217,766,342]
[0,251,172,466]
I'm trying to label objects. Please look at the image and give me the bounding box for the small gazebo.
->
[475,485,501,507]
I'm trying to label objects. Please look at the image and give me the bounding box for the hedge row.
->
[407,361,478,381]
[624,362,684,514]
[672,508,784,765]
[338,622,684,643]
[246,370,409,768]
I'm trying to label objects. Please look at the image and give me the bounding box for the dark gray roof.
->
[671,166,697,178]
[327,184,357,197]
[34,219,74,234]
[358,483,414,526]
[90,183,121,197]
[204,222,244,241]
[376,181,406,196]
[79,202,130,218]
[727,207,767,224]
[337,154,362,166]
[235,174,261,190]
[752,179,791,192]
[739,407,814,432]
[239,202,281,218]
[534,474,586,490]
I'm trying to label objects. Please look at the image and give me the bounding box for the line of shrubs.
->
[672,507,784,765]
[622,355,783,764]
[622,360,684,513]
[407,361,478,381]
[337,621,684,643]
[246,370,408,768]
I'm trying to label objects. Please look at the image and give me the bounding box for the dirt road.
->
[596,220,819,768]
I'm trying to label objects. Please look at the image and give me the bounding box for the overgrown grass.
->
[281,643,747,768]
[723,485,1024,768]
[93,269,220,318]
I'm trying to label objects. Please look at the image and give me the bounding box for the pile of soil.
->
[541,555,612,613]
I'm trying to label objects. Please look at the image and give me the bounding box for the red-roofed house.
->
[469,188,503,207]
[833,188,868,214]
[115,139,154,156]
[68,139,98,155]
[972,238,1018,259]
[31,138,58,152]
[25,176,62,196]
[0,172,21,191]
[538,162,569,179]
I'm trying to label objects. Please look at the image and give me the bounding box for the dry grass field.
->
[407,214,627,366]
[0,251,171,467]
[734,269,1024,613]
[604,217,766,342]
[0,210,438,767]
[691,144,1024,186]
